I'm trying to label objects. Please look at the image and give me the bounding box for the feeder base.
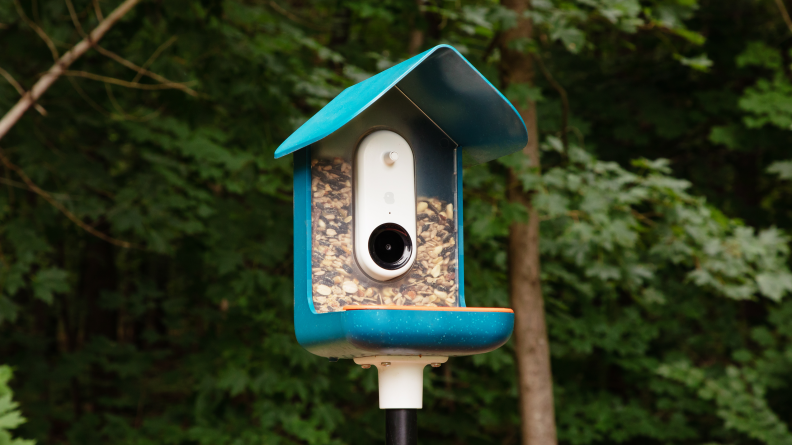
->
[354,355,448,409]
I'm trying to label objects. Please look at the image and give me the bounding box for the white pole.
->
[354,355,448,409]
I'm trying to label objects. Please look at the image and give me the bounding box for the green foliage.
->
[538,147,791,303]
[0,367,34,445]
[739,75,792,129]
[1,0,792,444]
[526,0,703,55]
[466,137,792,443]
[659,298,792,445]
[735,41,792,130]
[659,363,792,445]
[769,160,792,180]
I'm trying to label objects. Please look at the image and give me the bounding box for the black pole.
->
[386,409,417,445]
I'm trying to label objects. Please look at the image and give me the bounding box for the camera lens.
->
[368,223,412,270]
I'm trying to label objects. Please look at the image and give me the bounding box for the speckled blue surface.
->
[343,310,513,356]
[291,148,514,359]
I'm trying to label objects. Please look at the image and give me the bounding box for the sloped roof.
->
[274,45,527,165]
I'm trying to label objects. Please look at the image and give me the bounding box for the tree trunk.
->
[499,1,558,444]
[408,0,425,55]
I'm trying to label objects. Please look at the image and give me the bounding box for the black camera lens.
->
[368,223,412,270]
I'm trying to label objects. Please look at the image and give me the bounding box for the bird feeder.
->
[275,44,528,444]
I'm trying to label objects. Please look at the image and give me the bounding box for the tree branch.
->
[94,47,199,96]
[268,1,331,31]
[13,0,59,61]
[0,176,38,191]
[93,0,105,21]
[0,67,47,116]
[63,70,196,91]
[0,148,136,249]
[0,68,30,97]
[0,0,143,142]
[64,0,198,97]
[775,0,792,34]
[131,36,178,83]
[532,52,570,152]
[104,83,166,122]
[64,0,88,37]
[67,76,111,116]
[0,237,8,269]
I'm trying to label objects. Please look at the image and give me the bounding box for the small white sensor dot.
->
[384,151,398,165]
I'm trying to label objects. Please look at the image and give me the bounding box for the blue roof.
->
[274,44,528,165]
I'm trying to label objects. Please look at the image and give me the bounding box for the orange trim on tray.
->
[343,305,514,313]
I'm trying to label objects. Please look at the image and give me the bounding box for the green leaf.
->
[676,53,713,71]
[736,41,782,69]
[739,76,792,129]
[708,125,741,149]
[756,272,792,301]
[768,160,792,180]
[0,366,34,445]
[31,268,69,304]
[505,84,544,108]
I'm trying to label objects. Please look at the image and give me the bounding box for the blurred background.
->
[1,0,792,444]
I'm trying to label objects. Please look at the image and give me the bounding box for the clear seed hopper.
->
[275,44,528,441]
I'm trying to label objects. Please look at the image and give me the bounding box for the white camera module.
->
[354,130,417,281]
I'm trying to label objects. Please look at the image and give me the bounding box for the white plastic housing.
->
[354,130,417,281]
[354,356,448,409]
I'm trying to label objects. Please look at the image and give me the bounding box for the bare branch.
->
[31,0,40,23]
[775,0,792,34]
[93,47,199,96]
[131,36,178,83]
[64,0,197,96]
[0,67,47,116]
[13,0,60,60]
[63,70,196,91]
[67,76,111,116]
[64,0,88,37]
[0,176,35,191]
[0,0,143,142]
[105,83,126,115]
[93,0,104,21]
[104,83,165,122]
[0,239,7,269]
[268,1,331,31]
[531,52,570,152]
[0,68,27,98]
[3,158,14,205]
[71,74,164,121]
[0,148,136,249]
[0,176,72,203]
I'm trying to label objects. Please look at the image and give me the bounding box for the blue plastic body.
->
[275,45,528,166]
[293,148,513,358]
[283,44,524,359]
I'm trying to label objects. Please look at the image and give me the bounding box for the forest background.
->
[2,0,792,444]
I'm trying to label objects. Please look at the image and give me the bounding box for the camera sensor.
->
[368,223,412,270]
